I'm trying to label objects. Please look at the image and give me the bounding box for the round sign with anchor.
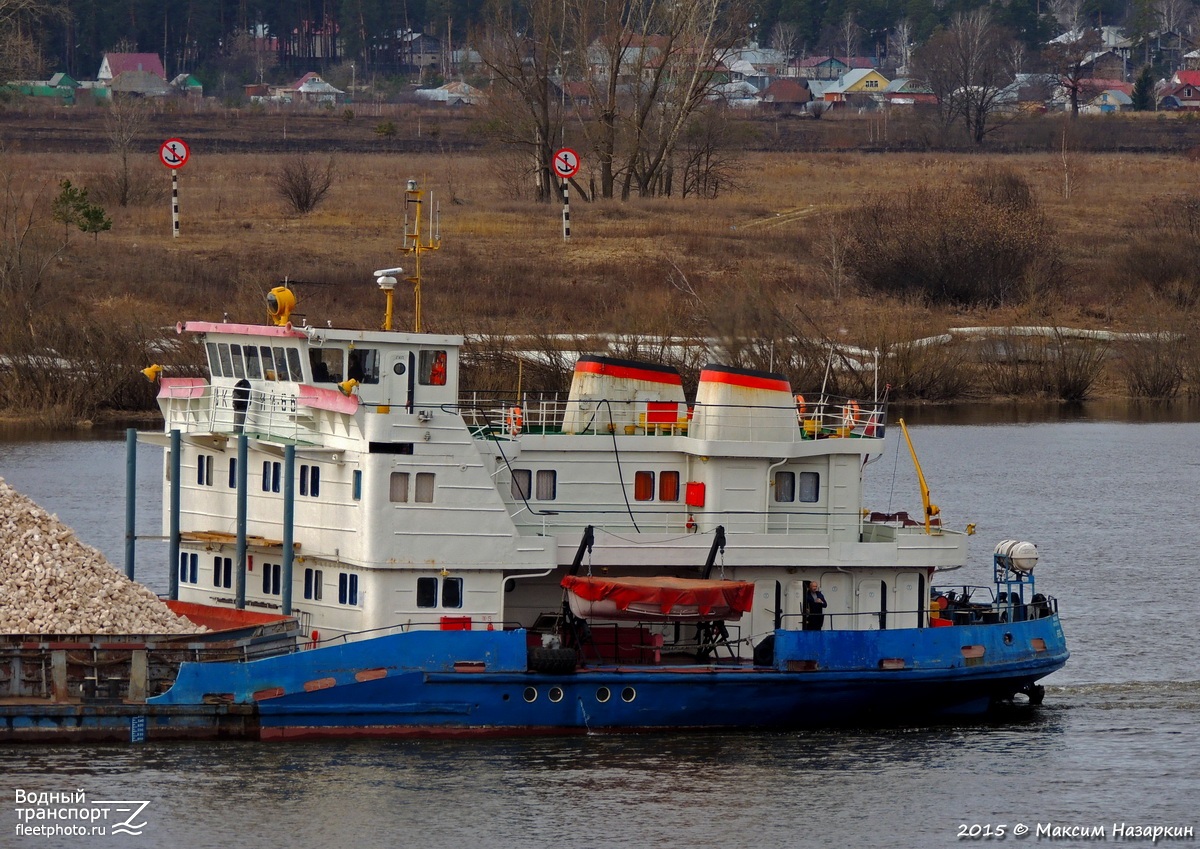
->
[552,147,580,180]
[159,138,190,169]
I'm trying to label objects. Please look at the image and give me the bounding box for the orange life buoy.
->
[506,406,523,435]
[794,394,807,423]
[841,399,861,431]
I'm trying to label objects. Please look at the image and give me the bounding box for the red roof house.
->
[98,53,166,83]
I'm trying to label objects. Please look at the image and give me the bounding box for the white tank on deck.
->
[688,364,799,442]
[994,539,1039,573]
[560,355,687,434]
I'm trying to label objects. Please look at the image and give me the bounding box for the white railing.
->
[160,383,320,444]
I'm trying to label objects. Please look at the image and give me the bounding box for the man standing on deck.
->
[804,582,827,631]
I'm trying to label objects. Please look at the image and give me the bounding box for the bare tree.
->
[0,0,68,80]
[1049,0,1086,33]
[770,21,799,61]
[915,9,1015,144]
[272,156,336,215]
[1044,27,1104,117]
[888,18,915,76]
[839,11,861,64]
[100,94,157,208]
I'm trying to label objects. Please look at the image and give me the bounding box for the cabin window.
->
[352,470,362,501]
[217,343,234,378]
[418,350,448,385]
[798,472,820,503]
[179,552,198,584]
[214,556,232,589]
[243,346,262,379]
[206,342,222,377]
[415,472,435,503]
[338,572,359,606]
[309,348,344,383]
[442,577,463,608]
[417,577,438,608]
[300,464,321,497]
[286,348,304,381]
[511,469,532,500]
[390,472,410,502]
[260,346,276,379]
[634,471,655,501]
[349,348,380,384]
[535,470,557,501]
[304,568,323,600]
[659,471,680,502]
[774,471,795,502]
[227,458,237,489]
[197,453,213,486]
[272,347,290,381]
[262,562,281,595]
[262,461,281,493]
[229,345,246,379]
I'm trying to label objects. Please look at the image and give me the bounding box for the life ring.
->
[841,400,861,431]
[794,394,807,423]
[506,406,523,436]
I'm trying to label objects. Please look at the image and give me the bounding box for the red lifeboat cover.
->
[561,575,755,620]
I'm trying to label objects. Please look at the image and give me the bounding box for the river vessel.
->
[122,224,1067,735]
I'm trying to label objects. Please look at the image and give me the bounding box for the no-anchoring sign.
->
[159,138,190,169]
[552,147,580,180]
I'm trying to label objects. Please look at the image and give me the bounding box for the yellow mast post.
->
[898,418,940,535]
[401,179,441,333]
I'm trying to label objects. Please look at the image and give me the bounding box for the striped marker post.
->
[562,180,570,241]
[172,170,180,239]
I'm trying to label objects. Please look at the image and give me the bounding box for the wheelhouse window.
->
[418,350,448,385]
[286,348,303,381]
[206,342,221,377]
[309,348,344,383]
[535,470,557,501]
[243,346,262,379]
[348,348,380,384]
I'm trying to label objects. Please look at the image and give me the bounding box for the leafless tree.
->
[1049,0,1086,33]
[99,94,158,208]
[0,0,68,80]
[915,9,1016,144]
[272,155,336,215]
[770,21,799,61]
[1044,27,1104,117]
[839,11,861,64]
[888,18,915,75]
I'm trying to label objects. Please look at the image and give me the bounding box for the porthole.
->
[1003,632,1014,646]
[596,687,611,703]
[523,687,537,703]
[549,687,564,703]
[621,687,636,703]
[393,362,407,375]
[502,693,510,701]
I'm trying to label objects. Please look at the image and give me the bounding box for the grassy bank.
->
[1,142,1198,424]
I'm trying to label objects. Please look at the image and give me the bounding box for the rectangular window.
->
[286,348,304,382]
[798,471,820,503]
[511,469,531,500]
[415,472,435,503]
[309,348,344,383]
[338,572,359,605]
[206,342,222,377]
[299,465,321,497]
[634,471,655,501]
[659,470,680,502]
[304,567,323,600]
[775,471,796,502]
[352,470,362,501]
[272,347,290,382]
[535,470,556,501]
[260,563,280,597]
[348,348,380,384]
[442,577,463,609]
[179,552,199,584]
[262,461,281,493]
[260,346,277,379]
[417,577,438,608]
[418,350,448,385]
[197,454,213,486]
[213,556,232,589]
[389,471,409,502]
[243,345,262,379]
[300,465,308,496]
[217,343,234,378]
[229,345,246,379]
[228,457,237,489]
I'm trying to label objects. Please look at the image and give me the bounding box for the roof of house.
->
[883,78,932,94]
[1094,89,1133,105]
[757,77,811,103]
[100,53,165,80]
[1080,78,1132,95]
[827,68,887,93]
[1172,70,1200,87]
[792,55,874,69]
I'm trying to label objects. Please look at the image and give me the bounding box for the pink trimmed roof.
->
[1081,78,1132,95]
[1173,70,1200,87]
[104,53,165,79]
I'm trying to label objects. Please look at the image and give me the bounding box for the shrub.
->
[842,168,1064,307]
[272,155,335,215]
[1122,194,1200,307]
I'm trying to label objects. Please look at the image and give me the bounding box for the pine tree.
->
[1131,65,1156,111]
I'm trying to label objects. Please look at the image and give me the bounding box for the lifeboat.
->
[562,575,755,622]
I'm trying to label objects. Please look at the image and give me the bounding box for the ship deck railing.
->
[453,391,887,442]
[774,589,1060,633]
[159,382,321,444]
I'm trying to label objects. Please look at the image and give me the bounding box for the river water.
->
[1,408,1198,849]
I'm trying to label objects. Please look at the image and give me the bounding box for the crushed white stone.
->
[0,476,205,635]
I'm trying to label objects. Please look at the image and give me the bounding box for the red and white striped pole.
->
[172,169,180,239]
[561,180,570,241]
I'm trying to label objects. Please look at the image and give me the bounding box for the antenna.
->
[400,179,442,333]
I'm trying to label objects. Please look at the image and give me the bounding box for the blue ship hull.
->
[150,616,1069,738]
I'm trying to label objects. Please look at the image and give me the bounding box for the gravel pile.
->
[0,477,204,635]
